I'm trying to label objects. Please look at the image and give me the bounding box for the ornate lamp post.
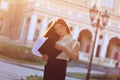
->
[85,4,110,80]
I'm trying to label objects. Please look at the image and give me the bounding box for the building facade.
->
[0,0,120,67]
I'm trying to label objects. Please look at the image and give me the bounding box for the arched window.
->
[78,29,92,53]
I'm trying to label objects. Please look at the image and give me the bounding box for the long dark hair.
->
[43,18,71,42]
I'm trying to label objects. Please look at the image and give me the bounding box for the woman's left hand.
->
[42,54,48,61]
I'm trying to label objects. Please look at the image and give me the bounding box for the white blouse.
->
[56,34,79,61]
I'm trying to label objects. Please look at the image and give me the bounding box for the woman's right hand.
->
[42,54,48,61]
[55,44,65,51]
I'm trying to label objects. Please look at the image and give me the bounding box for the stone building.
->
[0,0,120,67]
[0,0,26,39]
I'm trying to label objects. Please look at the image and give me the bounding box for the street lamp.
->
[85,4,110,80]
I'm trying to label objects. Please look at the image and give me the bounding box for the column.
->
[39,17,48,37]
[117,0,120,15]
[90,0,96,6]
[19,17,27,41]
[72,26,79,40]
[27,14,37,41]
[99,34,109,58]
[93,33,99,56]
[96,0,102,8]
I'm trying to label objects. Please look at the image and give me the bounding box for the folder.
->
[32,37,47,56]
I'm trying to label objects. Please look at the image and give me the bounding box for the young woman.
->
[38,18,80,80]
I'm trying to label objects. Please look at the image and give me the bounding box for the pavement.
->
[0,58,105,80]
[0,70,22,80]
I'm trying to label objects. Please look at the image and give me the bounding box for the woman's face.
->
[54,23,68,37]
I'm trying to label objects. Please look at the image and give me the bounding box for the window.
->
[96,45,101,57]
[113,52,119,60]
[0,1,9,11]
[86,44,90,53]
[102,0,114,9]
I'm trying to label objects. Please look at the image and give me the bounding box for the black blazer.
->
[38,38,62,60]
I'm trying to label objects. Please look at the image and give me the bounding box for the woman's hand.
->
[55,44,65,51]
[42,54,48,61]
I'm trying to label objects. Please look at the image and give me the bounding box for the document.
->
[32,37,47,56]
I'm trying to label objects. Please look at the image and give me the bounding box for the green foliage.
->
[117,74,120,80]
[90,74,108,80]
[0,43,45,65]
[26,75,43,80]
[91,73,120,80]
[67,72,85,79]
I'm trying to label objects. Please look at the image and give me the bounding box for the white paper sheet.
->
[32,37,47,56]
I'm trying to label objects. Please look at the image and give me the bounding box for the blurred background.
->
[0,0,120,80]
